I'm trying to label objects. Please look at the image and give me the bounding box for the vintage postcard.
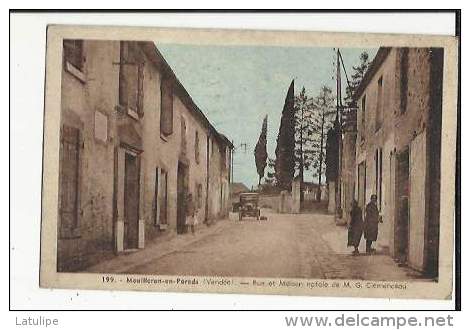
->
[39,24,458,300]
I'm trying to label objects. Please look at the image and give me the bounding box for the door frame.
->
[114,145,143,252]
[123,151,140,250]
[394,147,410,264]
[176,161,189,234]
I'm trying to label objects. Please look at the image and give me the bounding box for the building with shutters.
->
[57,39,233,271]
[351,47,443,277]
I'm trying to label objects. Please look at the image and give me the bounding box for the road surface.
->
[88,209,422,281]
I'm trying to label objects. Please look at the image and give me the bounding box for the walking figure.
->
[364,194,382,254]
[347,199,363,255]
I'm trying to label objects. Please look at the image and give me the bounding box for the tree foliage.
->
[274,80,296,191]
[293,87,316,180]
[344,51,371,105]
[254,115,268,185]
[311,86,336,185]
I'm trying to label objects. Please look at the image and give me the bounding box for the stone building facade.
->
[57,40,232,271]
[351,47,443,277]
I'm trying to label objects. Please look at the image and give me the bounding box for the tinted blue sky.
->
[157,43,377,188]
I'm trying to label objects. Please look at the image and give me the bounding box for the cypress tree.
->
[275,80,296,191]
[254,115,268,186]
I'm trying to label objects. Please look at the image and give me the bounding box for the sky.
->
[157,43,377,188]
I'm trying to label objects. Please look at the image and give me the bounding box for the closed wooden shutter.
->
[59,125,81,238]
[160,170,168,224]
[137,62,144,118]
[119,42,144,117]
[154,168,160,225]
[195,131,200,164]
[119,41,128,108]
[126,62,139,112]
[63,40,84,70]
[160,77,174,136]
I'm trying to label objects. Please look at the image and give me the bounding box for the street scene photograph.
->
[39,26,456,299]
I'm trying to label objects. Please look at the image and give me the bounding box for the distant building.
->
[57,40,232,271]
[231,182,250,196]
[351,47,443,277]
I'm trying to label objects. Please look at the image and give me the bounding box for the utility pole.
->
[299,97,304,203]
[317,109,325,201]
[229,139,234,206]
[336,48,343,219]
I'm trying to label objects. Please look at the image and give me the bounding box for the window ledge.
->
[160,134,169,142]
[115,105,140,121]
[127,108,139,121]
[65,61,86,83]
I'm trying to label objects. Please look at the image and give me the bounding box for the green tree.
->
[312,86,336,200]
[275,80,296,191]
[254,115,268,186]
[293,87,316,201]
[344,51,371,106]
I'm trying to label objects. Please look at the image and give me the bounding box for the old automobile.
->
[238,192,261,221]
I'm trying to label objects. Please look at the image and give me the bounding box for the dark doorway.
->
[124,152,140,249]
[395,148,410,265]
[177,162,189,234]
[425,48,444,278]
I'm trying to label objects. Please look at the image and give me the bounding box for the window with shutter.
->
[160,170,168,225]
[59,125,82,238]
[160,76,174,137]
[154,168,159,226]
[400,48,409,114]
[180,116,187,153]
[119,42,144,119]
[63,40,84,71]
[375,76,383,131]
[195,131,200,164]
[361,95,366,142]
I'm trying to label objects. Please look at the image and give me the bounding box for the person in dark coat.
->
[364,194,382,254]
[347,199,363,255]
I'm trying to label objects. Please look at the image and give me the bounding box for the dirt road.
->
[88,210,422,281]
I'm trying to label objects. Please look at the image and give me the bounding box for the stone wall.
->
[57,40,232,271]
[57,40,119,271]
[354,47,442,274]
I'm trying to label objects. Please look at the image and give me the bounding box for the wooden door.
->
[177,162,188,234]
[124,153,140,249]
[395,148,410,264]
